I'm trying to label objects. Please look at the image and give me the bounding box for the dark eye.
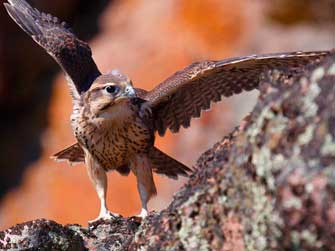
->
[105,85,119,94]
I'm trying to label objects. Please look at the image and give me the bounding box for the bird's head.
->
[85,70,136,117]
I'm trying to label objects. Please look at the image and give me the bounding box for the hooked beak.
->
[115,85,136,103]
[98,84,136,113]
[125,85,136,97]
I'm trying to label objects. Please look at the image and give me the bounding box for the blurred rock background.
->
[0,0,333,229]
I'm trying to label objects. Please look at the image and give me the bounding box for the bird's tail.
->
[148,147,193,179]
[51,143,84,165]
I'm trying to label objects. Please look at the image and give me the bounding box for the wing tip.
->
[4,0,42,37]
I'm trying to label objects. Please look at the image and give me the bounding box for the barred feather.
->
[148,147,192,179]
[51,143,84,165]
[4,0,101,97]
[143,51,330,136]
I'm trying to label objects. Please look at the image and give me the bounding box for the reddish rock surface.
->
[0,0,333,232]
[0,52,333,251]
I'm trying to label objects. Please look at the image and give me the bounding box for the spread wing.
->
[142,50,330,136]
[4,0,101,98]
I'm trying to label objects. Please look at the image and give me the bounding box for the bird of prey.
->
[4,0,330,221]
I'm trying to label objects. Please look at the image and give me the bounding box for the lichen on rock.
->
[0,53,334,250]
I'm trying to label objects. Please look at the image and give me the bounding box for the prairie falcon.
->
[4,0,331,220]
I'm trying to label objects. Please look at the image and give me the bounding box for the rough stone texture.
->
[0,54,334,250]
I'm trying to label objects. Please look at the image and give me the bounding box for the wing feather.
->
[4,0,101,98]
[51,143,85,165]
[143,50,331,136]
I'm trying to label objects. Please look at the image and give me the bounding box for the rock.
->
[0,53,333,250]
[0,219,85,250]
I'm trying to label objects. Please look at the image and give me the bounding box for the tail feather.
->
[148,147,193,179]
[52,143,131,175]
[51,143,84,165]
[52,144,193,179]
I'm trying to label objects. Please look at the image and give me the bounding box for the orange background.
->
[0,0,333,229]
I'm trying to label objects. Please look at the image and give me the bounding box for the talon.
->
[137,208,148,218]
[107,212,121,219]
[88,211,120,224]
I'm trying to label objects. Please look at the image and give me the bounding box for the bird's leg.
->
[137,182,149,218]
[85,151,119,222]
[131,155,157,218]
[92,167,109,218]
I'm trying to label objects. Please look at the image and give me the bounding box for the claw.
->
[136,208,148,218]
[88,211,120,224]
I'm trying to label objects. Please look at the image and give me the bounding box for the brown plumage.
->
[5,0,332,220]
[51,143,84,165]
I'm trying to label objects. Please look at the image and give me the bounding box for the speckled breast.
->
[74,104,154,171]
